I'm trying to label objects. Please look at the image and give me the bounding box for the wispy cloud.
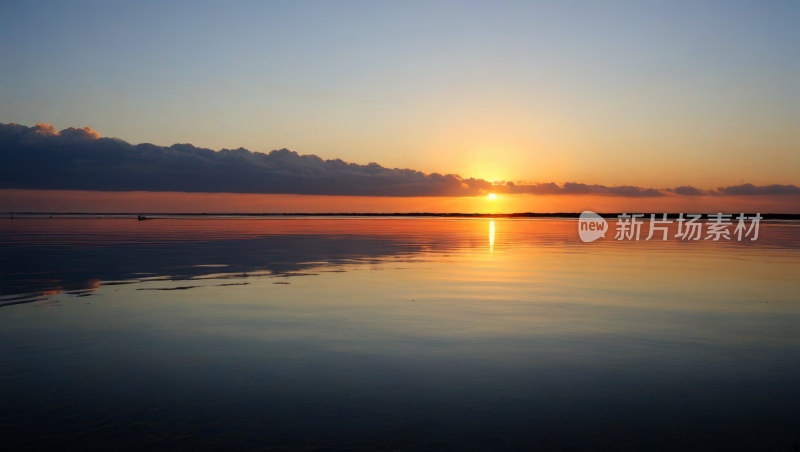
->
[1,123,797,198]
[669,184,800,196]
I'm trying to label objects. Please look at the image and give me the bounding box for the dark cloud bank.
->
[1,123,798,197]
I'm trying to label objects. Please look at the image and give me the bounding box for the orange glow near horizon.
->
[1,189,799,214]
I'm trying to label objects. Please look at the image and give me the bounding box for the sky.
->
[1,0,799,212]
[1,189,795,215]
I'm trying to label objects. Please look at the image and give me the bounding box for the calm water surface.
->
[1,218,799,451]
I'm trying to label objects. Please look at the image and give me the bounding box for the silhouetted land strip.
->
[3,212,800,220]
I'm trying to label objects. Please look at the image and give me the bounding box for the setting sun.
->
[488,193,497,200]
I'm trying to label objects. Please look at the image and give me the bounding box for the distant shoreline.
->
[3,212,800,220]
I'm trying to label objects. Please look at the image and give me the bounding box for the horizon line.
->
[3,212,798,220]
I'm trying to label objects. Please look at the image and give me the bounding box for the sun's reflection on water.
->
[489,220,495,252]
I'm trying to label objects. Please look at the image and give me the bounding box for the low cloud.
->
[714,183,800,196]
[672,186,707,196]
[509,182,665,197]
[671,184,800,196]
[1,123,796,198]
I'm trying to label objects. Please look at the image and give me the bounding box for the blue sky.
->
[1,0,798,188]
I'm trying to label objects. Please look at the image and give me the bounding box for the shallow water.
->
[1,218,799,451]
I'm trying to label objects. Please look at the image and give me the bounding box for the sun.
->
[488,193,497,200]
